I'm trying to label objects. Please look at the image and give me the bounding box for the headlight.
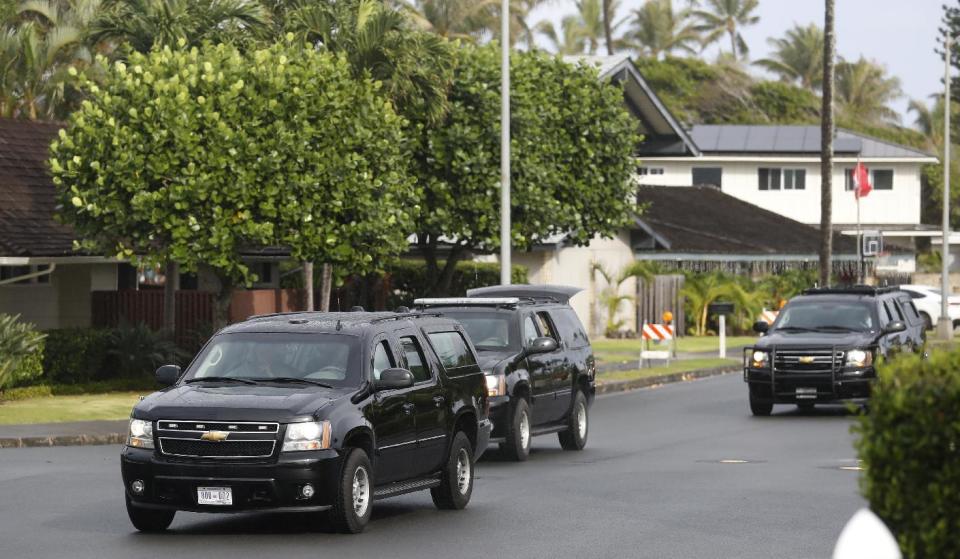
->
[750,350,769,368]
[127,419,154,449]
[282,421,331,452]
[485,373,506,397]
[846,349,873,368]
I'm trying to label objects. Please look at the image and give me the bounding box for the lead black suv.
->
[744,286,925,416]
[121,311,491,533]
[416,285,596,461]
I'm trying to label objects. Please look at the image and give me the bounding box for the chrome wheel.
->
[352,465,370,517]
[576,402,587,439]
[519,409,530,451]
[455,448,471,494]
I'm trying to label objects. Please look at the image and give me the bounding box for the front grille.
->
[157,420,278,433]
[159,438,276,458]
[774,349,844,374]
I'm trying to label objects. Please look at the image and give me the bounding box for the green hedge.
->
[0,314,46,390]
[854,349,960,559]
[2,377,159,401]
[42,328,115,384]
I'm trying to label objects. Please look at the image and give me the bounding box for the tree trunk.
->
[213,273,234,330]
[603,0,615,55]
[819,0,836,287]
[319,264,333,312]
[162,261,179,336]
[302,261,314,311]
[730,29,738,58]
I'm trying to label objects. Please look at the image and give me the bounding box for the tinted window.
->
[427,331,477,370]
[372,340,394,380]
[692,167,722,188]
[400,336,431,382]
[899,298,920,321]
[887,300,904,321]
[776,301,876,331]
[440,311,519,351]
[522,315,540,345]
[551,308,590,348]
[882,301,895,324]
[535,312,557,341]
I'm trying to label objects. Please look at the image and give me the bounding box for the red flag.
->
[853,162,871,199]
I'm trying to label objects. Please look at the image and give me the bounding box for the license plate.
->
[796,387,817,400]
[197,487,233,506]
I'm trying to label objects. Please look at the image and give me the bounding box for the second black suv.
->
[744,286,925,416]
[416,285,596,461]
[122,311,491,533]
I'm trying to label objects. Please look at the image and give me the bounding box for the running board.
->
[530,424,568,437]
[374,475,442,500]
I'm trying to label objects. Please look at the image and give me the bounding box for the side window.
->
[400,336,431,383]
[550,308,590,348]
[371,341,394,380]
[427,331,478,370]
[881,301,895,324]
[904,300,920,321]
[522,315,540,345]
[535,312,558,341]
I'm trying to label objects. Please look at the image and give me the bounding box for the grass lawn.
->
[598,358,740,383]
[0,392,140,425]
[592,336,757,364]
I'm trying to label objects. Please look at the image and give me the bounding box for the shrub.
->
[42,328,114,384]
[853,349,960,559]
[107,322,189,377]
[385,260,528,308]
[0,314,46,390]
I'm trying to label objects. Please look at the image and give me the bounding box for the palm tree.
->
[536,0,625,55]
[835,57,903,125]
[397,0,498,41]
[680,272,730,336]
[692,0,759,59]
[624,0,699,59]
[90,0,271,53]
[754,23,823,89]
[591,261,656,336]
[535,15,585,55]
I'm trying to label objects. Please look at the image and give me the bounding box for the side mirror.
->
[155,364,181,387]
[883,321,907,335]
[753,321,770,334]
[525,336,558,356]
[375,368,415,391]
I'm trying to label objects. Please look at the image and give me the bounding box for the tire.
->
[919,312,932,331]
[749,386,773,417]
[329,448,373,534]
[125,495,174,532]
[558,390,588,451]
[431,431,474,510]
[499,398,531,461]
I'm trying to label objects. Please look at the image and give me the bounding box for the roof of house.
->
[689,124,936,159]
[635,185,858,256]
[0,119,76,257]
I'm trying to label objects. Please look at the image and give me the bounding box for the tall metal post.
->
[499,0,512,286]
[940,33,953,340]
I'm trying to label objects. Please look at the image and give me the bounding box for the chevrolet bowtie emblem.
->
[201,431,230,442]
[798,356,816,364]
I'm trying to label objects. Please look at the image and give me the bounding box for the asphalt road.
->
[0,373,864,559]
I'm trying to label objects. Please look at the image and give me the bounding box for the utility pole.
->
[500,0,511,286]
[819,0,835,288]
[939,32,953,340]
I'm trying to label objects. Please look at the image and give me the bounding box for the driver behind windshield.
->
[775,302,875,331]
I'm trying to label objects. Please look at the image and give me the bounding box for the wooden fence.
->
[635,275,686,336]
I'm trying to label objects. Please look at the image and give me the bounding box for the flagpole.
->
[939,32,952,340]
[499,0,511,286]
[857,191,862,284]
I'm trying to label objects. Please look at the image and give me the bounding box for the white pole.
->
[719,314,726,359]
[856,181,862,284]
[940,33,953,340]
[499,0,512,286]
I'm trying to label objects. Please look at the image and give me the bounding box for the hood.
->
[755,329,877,350]
[133,383,354,422]
[475,349,519,373]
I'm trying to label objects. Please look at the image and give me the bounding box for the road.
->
[0,373,864,559]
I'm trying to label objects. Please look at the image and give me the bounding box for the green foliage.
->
[592,261,658,336]
[0,314,46,390]
[747,81,820,124]
[854,348,960,559]
[52,40,415,319]
[41,328,115,384]
[753,23,824,89]
[107,322,188,378]
[414,43,640,292]
[1,377,158,401]
[385,259,528,307]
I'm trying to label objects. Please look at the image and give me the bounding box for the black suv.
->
[744,286,925,416]
[415,285,596,461]
[121,311,491,533]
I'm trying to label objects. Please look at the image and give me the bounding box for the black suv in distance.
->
[121,311,491,534]
[415,285,596,461]
[744,286,925,416]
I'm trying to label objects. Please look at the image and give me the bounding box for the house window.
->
[692,167,722,188]
[783,169,806,190]
[637,166,664,176]
[845,168,894,191]
[758,168,781,190]
[0,265,51,285]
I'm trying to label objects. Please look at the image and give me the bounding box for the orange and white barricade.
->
[640,322,674,366]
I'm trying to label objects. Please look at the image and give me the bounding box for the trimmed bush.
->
[42,328,114,384]
[1,377,158,402]
[0,314,46,390]
[854,349,960,559]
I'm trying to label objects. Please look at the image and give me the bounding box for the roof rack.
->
[414,297,521,309]
[801,285,900,296]
[369,312,442,324]
[246,311,312,321]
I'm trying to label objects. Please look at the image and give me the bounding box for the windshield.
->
[774,300,877,332]
[440,311,519,352]
[184,333,361,387]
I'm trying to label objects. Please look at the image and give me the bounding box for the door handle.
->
[433,395,446,407]
[402,402,416,414]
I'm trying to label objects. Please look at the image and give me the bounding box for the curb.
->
[0,432,125,449]
[596,366,740,395]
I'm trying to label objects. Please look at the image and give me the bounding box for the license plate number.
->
[796,387,817,399]
[197,487,232,506]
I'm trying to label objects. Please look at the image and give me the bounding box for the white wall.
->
[636,158,924,226]
[0,263,118,330]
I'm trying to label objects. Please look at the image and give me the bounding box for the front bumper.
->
[121,446,342,513]
[744,367,875,403]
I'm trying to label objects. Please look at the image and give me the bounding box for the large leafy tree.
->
[754,23,824,89]
[398,0,497,40]
[51,40,414,325]
[835,57,902,125]
[412,44,640,294]
[624,0,699,59]
[692,0,759,60]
